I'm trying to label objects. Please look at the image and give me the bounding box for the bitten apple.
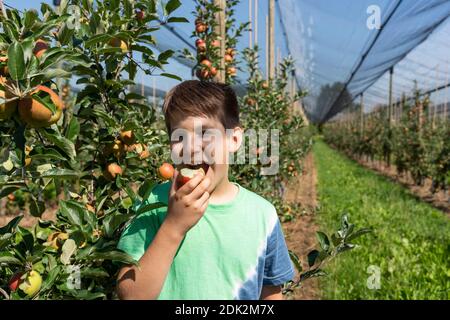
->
[179,167,205,186]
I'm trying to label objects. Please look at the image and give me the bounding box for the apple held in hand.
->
[179,167,205,186]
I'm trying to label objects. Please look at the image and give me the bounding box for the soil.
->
[0,201,58,228]
[282,152,320,300]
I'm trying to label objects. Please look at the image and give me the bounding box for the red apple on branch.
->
[9,272,23,291]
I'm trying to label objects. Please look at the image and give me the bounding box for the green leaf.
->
[2,20,19,41]
[82,250,138,266]
[41,168,80,179]
[121,197,133,209]
[0,186,20,198]
[40,129,76,160]
[17,226,34,252]
[80,268,109,278]
[167,17,189,23]
[91,109,116,128]
[31,148,67,162]
[300,269,327,282]
[316,231,330,252]
[165,0,182,15]
[7,42,26,81]
[123,184,136,202]
[13,124,26,163]
[288,250,302,273]
[138,180,156,200]
[346,227,373,242]
[66,289,106,300]
[341,214,350,232]
[0,233,13,250]
[56,23,75,46]
[96,47,122,55]
[158,49,174,62]
[43,68,72,79]
[0,215,23,235]
[30,198,45,217]
[60,239,77,265]
[59,200,85,227]
[0,255,22,265]
[336,243,356,254]
[83,210,96,230]
[307,249,319,267]
[131,44,154,57]
[84,34,111,48]
[125,92,145,101]
[31,91,56,114]
[160,73,182,81]
[39,265,61,292]
[22,38,34,64]
[40,48,70,66]
[65,116,80,142]
[103,213,133,238]
[331,232,342,246]
[135,201,166,215]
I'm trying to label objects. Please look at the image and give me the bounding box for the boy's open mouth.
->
[182,163,210,173]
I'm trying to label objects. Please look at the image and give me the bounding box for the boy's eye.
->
[172,136,183,143]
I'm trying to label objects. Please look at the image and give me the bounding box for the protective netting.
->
[278,0,450,123]
[6,0,450,121]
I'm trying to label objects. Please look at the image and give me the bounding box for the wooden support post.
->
[445,60,449,120]
[360,93,364,135]
[400,93,405,120]
[249,0,252,49]
[152,77,156,110]
[289,71,295,115]
[432,65,439,128]
[141,74,145,104]
[388,66,394,126]
[276,46,281,78]
[0,0,7,19]
[214,0,226,83]
[268,0,275,79]
[254,0,258,46]
[265,14,269,79]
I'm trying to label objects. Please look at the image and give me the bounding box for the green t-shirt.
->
[117,181,294,300]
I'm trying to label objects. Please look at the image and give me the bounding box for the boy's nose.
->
[185,137,204,163]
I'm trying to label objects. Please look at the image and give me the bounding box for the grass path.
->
[313,140,449,299]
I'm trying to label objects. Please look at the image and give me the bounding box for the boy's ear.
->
[228,126,244,153]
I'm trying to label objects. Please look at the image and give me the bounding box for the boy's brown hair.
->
[162,80,240,133]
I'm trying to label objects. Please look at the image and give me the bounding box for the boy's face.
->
[169,115,242,192]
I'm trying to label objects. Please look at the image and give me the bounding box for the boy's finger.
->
[169,169,179,196]
[177,172,204,195]
[199,199,209,213]
[196,190,210,208]
[188,176,211,200]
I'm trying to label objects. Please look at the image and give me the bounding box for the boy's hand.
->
[164,169,211,238]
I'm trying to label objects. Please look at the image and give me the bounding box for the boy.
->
[116,80,294,300]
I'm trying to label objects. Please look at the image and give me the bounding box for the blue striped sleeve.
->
[263,219,295,286]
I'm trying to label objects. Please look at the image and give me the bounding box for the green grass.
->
[313,139,449,299]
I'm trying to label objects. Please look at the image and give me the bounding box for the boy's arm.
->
[116,170,211,300]
[260,218,295,301]
[260,285,283,300]
[116,220,184,300]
